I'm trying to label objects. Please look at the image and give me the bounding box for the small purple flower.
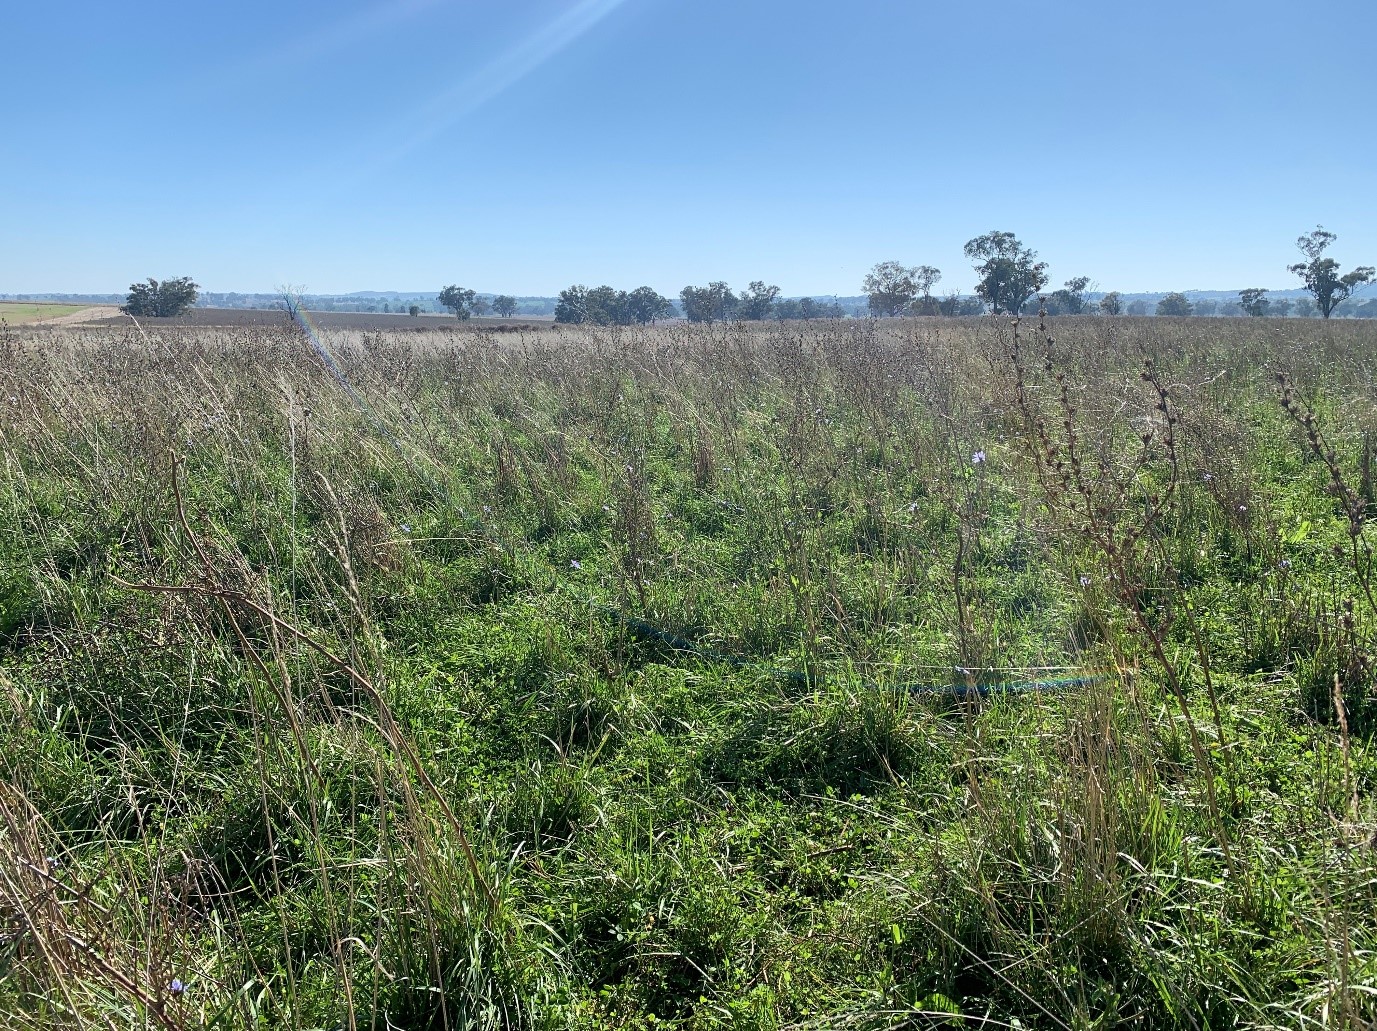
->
[482,505,492,515]
[169,978,185,996]
[400,523,411,534]
[1278,558,1292,570]
[971,450,987,465]
[1202,472,1213,482]
[1079,575,1091,587]
[569,559,581,570]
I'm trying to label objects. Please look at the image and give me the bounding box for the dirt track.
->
[29,305,122,326]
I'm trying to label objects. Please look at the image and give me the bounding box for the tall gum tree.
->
[1288,227,1374,318]
[963,232,1048,315]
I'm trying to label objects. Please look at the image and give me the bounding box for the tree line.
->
[120,227,1370,322]
[863,227,1373,320]
[675,282,845,323]
[535,225,1368,325]
[449,281,848,325]
[548,281,845,325]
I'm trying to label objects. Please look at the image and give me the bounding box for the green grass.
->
[0,302,86,324]
[0,316,1374,1029]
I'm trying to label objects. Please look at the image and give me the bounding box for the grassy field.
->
[0,302,88,325]
[0,315,1374,1029]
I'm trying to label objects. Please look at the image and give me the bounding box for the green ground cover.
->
[0,316,1374,1029]
[0,302,86,324]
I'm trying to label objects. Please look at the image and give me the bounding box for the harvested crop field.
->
[77,306,556,331]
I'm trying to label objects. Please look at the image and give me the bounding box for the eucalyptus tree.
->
[963,231,1048,314]
[1288,227,1374,318]
[438,285,477,320]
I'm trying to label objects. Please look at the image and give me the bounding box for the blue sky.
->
[4,0,1375,296]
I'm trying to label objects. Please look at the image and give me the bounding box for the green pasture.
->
[0,316,1374,1029]
[0,301,86,324]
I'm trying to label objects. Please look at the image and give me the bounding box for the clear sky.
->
[4,0,1375,297]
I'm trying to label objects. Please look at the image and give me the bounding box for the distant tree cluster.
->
[123,276,199,317]
[679,281,787,323]
[439,286,536,319]
[675,281,846,322]
[1043,277,1093,315]
[861,262,940,316]
[862,233,1068,318]
[853,225,1373,321]
[555,285,675,325]
[736,281,780,320]
[678,282,735,323]
[1238,288,1271,317]
[437,226,1375,331]
[774,296,846,320]
[1156,292,1194,317]
[1130,228,1372,320]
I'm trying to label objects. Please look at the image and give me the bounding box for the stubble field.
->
[0,315,1374,1029]
[83,308,554,332]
